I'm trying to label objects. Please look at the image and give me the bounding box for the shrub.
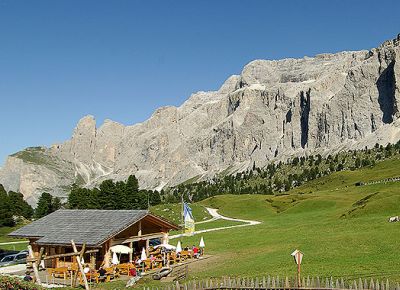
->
[0,275,44,290]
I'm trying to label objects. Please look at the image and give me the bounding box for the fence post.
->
[359,278,363,290]
[317,277,320,288]
[285,277,290,289]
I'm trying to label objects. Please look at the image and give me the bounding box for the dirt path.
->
[170,207,261,240]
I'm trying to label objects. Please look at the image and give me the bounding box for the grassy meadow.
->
[0,226,28,252]
[152,157,400,283]
[2,157,400,288]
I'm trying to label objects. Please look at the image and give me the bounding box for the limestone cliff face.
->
[1,34,400,205]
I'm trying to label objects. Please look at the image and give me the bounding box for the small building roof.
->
[9,209,178,247]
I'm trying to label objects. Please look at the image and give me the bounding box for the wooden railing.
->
[146,275,400,290]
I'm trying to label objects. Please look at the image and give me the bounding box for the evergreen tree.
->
[8,191,33,219]
[52,197,62,211]
[125,175,140,209]
[98,179,117,209]
[0,185,15,227]
[35,192,53,219]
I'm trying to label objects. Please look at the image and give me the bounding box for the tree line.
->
[166,141,400,203]
[0,184,33,227]
[67,175,162,210]
[0,184,62,227]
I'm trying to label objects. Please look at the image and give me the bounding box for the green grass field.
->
[2,158,400,288]
[0,226,28,252]
[151,203,212,225]
[155,157,400,283]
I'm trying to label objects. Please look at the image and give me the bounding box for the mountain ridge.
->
[1,33,400,205]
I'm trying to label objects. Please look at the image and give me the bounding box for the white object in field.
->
[110,244,133,254]
[199,236,205,248]
[291,249,303,265]
[154,243,176,250]
[140,247,147,261]
[176,241,182,253]
[112,252,119,265]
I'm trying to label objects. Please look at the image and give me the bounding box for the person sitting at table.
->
[129,267,137,277]
[98,267,107,282]
[135,256,142,266]
[84,264,90,274]
[23,271,32,282]
[192,245,200,258]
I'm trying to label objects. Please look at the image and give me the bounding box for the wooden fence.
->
[145,275,400,290]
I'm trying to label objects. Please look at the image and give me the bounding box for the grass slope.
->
[0,227,28,251]
[156,157,400,283]
[151,203,212,225]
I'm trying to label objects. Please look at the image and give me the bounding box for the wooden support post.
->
[71,240,89,290]
[129,241,133,262]
[80,243,86,263]
[297,252,301,287]
[28,245,41,284]
[138,221,142,236]
[146,239,150,256]
[37,247,45,271]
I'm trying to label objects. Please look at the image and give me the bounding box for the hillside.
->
[167,142,400,202]
[1,33,400,205]
[153,157,400,282]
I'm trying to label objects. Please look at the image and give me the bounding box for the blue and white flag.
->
[183,202,195,236]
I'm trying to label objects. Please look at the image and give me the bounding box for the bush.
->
[0,275,44,290]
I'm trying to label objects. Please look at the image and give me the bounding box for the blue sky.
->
[0,0,400,164]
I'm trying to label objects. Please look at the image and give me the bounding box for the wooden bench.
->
[78,271,99,285]
[47,267,69,279]
[180,250,192,259]
[116,263,134,275]
[168,252,181,265]
[104,266,120,281]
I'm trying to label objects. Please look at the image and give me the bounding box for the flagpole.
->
[181,193,184,234]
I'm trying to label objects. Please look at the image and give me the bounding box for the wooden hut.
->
[9,209,179,269]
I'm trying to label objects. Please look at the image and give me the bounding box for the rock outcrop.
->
[2,34,400,205]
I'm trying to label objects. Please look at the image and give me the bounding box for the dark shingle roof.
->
[9,209,149,247]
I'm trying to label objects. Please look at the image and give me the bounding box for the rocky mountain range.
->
[1,33,400,206]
